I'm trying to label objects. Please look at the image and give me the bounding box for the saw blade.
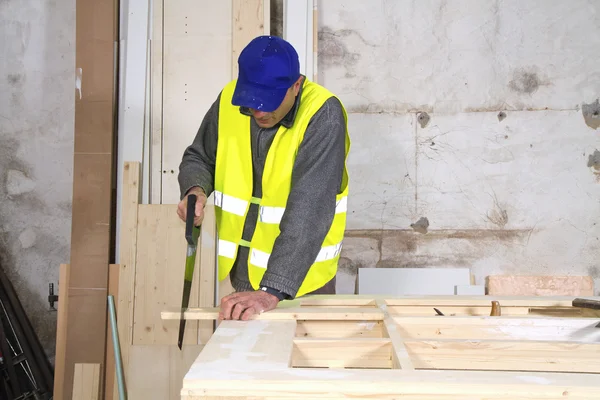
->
[178,194,201,350]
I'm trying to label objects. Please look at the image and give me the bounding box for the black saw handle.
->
[185,194,197,245]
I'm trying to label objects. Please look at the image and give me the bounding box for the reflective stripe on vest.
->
[214,189,348,224]
[217,238,343,269]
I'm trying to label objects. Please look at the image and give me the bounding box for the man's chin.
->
[255,119,275,128]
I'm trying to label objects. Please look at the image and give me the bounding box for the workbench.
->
[163,294,600,399]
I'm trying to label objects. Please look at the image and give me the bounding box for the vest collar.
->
[238,75,306,129]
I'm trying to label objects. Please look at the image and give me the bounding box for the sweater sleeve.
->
[177,93,221,199]
[259,96,347,298]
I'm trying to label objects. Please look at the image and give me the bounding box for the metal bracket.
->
[48,283,58,311]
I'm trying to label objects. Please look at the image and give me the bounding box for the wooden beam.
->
[292,338,392,369]
[113,161,141,399]
[162,306,385,321]
[377,300,414,370]
[291,337,600,373]
[296,320,384,338]
[52,264,70,399]
[403,339,600,373]
[103,264,120,400]
[394,316,600,342]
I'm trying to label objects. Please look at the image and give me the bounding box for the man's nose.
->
[251,109,268,119]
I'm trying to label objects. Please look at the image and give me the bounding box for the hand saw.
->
[178,194,201,350]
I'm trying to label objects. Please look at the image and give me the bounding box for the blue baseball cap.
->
[232,35,301,112]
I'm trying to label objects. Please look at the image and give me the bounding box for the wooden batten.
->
[53,264,70,400]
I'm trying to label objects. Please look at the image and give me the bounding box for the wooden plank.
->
[127,345,202,399]
[387,305,582,317]
[103,264,119,400]
[232,0,265,78]
[394,316,600,342]
[377,300,414,370]
[292,337,600,373]
[52,264,70,400]
[403,339,600,373]
[296,320,384,338]
[296,294,583,307]
[162,306,385,321]
[72,363,100,400]
[198,205,216,344]
[133,204,201,344]
[113,161,141,399]
[292,338,392,369]
[487,275,594,296]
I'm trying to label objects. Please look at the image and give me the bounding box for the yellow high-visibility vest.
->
[214,77,350,297]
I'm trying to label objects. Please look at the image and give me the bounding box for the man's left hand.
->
[219,290,280,321]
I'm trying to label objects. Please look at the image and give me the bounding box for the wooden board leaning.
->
[163,294,600,399]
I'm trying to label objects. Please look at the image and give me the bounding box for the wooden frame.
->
[163,295,600,399]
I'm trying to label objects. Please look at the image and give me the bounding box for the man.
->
[177,35,350,321]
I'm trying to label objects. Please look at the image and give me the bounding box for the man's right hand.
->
[177,187,207,226]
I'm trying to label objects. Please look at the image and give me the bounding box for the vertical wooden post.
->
[53,264,70,399]
[113,161,142,399]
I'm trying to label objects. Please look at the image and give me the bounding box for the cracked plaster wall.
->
[0,0,75,364]
[313,0,600,294]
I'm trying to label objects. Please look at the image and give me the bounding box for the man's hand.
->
[177,187,207,226]
[219,290,280,321]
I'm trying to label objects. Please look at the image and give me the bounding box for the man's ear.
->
[293,76,304,95]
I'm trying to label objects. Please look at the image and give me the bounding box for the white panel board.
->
[318,0,600,113]
[345,113,416,230]
[116,0,151,264]
[161,0,232,204]
[455,285,485,295]
[357,268,471,295]
[283,0,314,80]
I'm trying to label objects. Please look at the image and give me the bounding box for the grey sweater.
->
[177,81,346,298]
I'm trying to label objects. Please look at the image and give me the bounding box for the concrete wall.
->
[314,0,600,294]
[0,0,75,363]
